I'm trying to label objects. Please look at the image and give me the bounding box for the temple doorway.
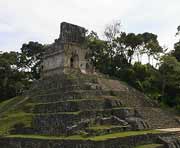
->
[70,54,79,68]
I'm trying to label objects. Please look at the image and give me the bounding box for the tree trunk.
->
[148,55,150,64]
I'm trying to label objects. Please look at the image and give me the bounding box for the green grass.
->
[0,96,24,113]
[88,125,125,130]
[135,144,163,148]
[6,130,164,141]
[89,130,163,141]
[36,111,80,116]
[0,96,34,136]
[0,112,33,135]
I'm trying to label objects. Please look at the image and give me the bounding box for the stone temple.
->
[0,22,180,148]
[42,22,93,78]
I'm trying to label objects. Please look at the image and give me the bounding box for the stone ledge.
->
[0,132,170,148]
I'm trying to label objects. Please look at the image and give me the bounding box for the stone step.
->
[85,125,131,136]
[135,107,180,129]
[30,108,139,135]
[28,74,99,95]
[32,99,123,113]
[29,82,102,97]
[32,112,80,135]
[9,108,149,136]
[31,90,114,103]
[30,86,156,108]
[33,107,136,120]
[159,136,180,148]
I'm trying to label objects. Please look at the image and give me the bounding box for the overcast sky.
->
[0,0,179,52]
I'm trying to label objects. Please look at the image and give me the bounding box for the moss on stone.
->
[135,144,163,148]
[89,130,163,141]
[6,130,164,141]
[36,111,80,116]
[87,125,125,130]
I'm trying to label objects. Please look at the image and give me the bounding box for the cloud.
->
[0,0,179,52]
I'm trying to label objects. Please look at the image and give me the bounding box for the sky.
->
[0,0,179,52]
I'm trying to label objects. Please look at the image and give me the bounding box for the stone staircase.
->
[11,73,179,136]
[32,99,123,113]
[136,107,180,129]
[1,72,180,147]
[11,73,155,136]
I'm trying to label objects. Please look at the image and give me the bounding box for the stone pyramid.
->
[0,22,180,148]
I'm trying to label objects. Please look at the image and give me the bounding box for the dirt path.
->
[157,128,180,132]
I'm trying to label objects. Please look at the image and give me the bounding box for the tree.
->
[123,33,143,64]
[159,55,180,106]
[103,21,121,71]
[0,41,45,101]
[176,25,180,36]
[141,33,163,64]
[104,20,121,41]
[86,31,110,74]
[0,52,30,101]
[172,26,180,62]
[173,41,180,61]
[121,62,161,98]
[20,41,44,80]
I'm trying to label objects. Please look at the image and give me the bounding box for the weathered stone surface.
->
[9,72,180,137]
[33,99,123,113]
[96,116,129,126]
[32,113,80,135]
[125,117,150,130]
[42,22,92,78]
[60,22,86,44]
[158,136,180,148]
[135,107,180,129]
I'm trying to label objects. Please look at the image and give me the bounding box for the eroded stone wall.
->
[43,51,64,71]
[42,22,91,77]
[64,43,89,73]
[60,22,86,44]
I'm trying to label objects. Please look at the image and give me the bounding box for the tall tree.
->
[86,31,110,74]
[159,55,180,106]
[176,25,180,36]
[173,41,180,61]
[0,52,29,101]
[123,33,143,64]
[21,41,44,80]
[141,33,163,64]
[104,20,121,41]
[104,21,122,69]
[172,26,180,62]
